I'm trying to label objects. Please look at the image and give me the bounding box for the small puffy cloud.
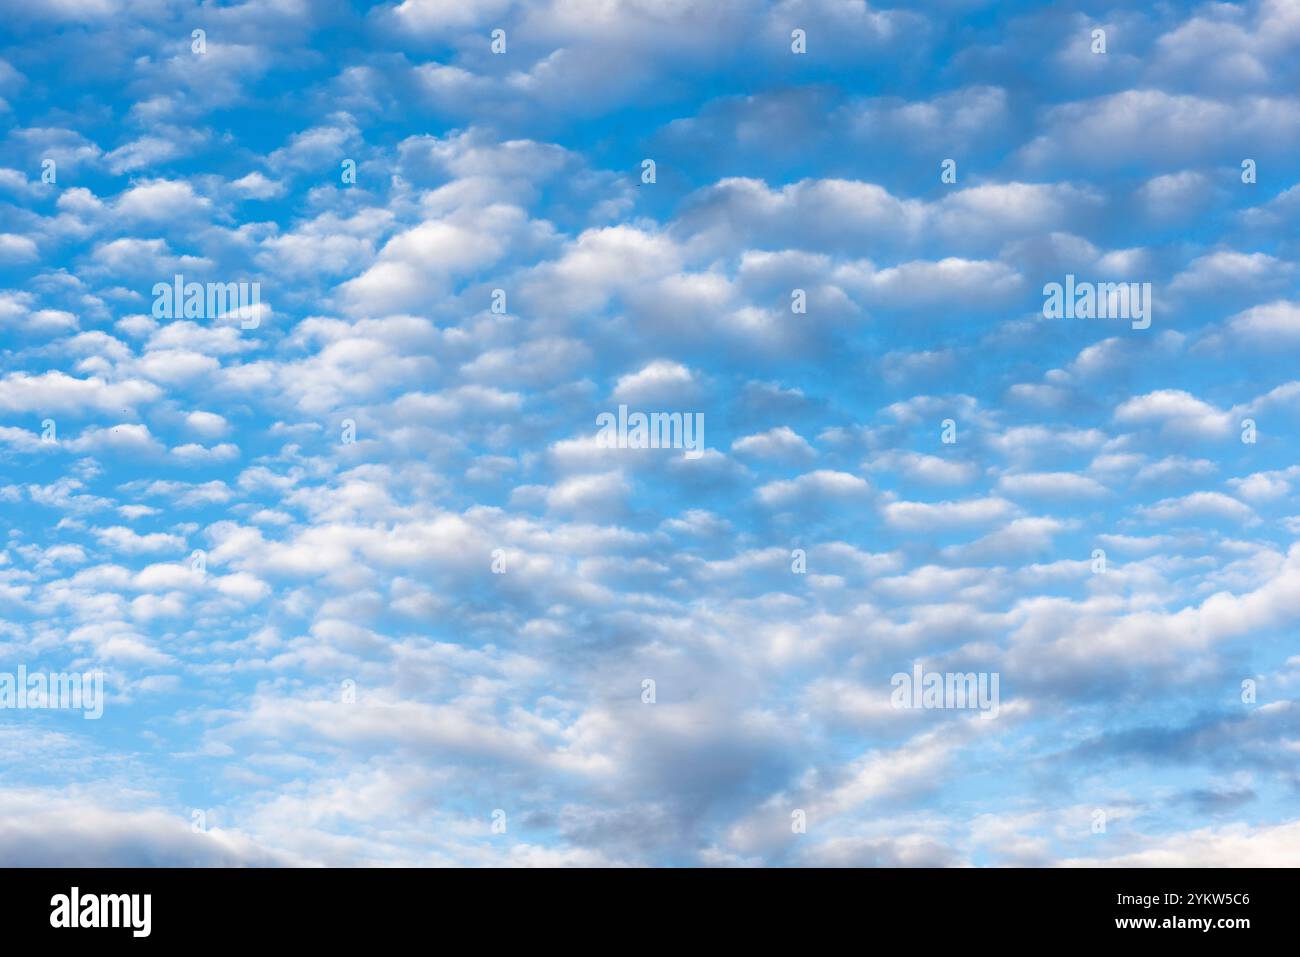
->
[171,442,240,465]
[757,470,871,508]
[544,471,630,517]
[0,372,160,414]
[866,451,977,485]
[1225,301,1300,343]
[1138,491,1256,524]
[185,411,230,438]
[1114,389,1235,439]
[93,526,186,555]
[731,426,815,463]
[65,424,165,456]
[0,233,38,261]
[882,495,1016,531]
[113,179,211,221]
[998,472,1109,499]
[611,360,699,404]
[230,171,285,199]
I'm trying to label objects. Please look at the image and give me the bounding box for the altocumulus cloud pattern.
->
[0,0,1298,868]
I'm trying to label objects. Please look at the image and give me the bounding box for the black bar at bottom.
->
[0,867,1286,944]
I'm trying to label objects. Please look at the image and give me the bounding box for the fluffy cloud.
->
[0,0,1295,871]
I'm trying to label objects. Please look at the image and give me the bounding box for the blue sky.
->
[0,0,1298,866]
